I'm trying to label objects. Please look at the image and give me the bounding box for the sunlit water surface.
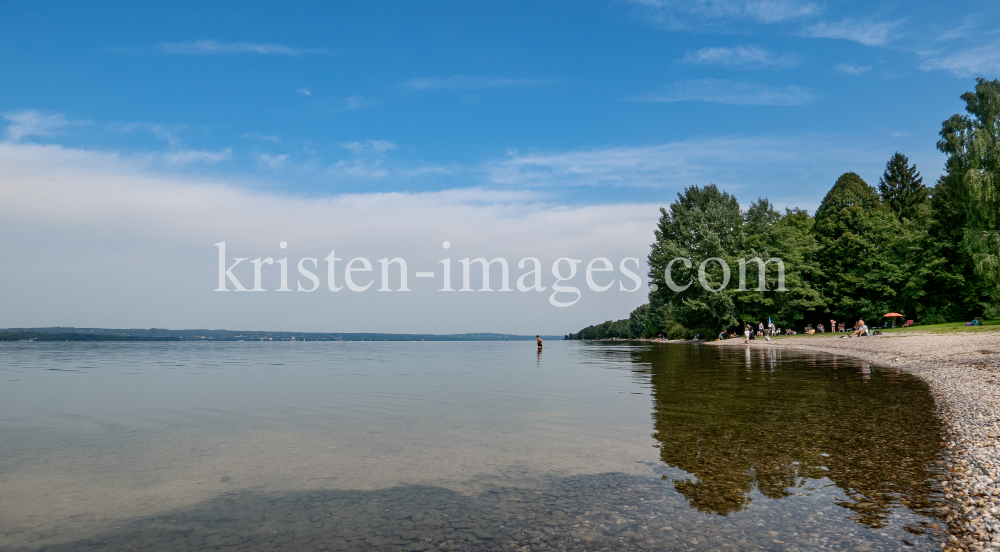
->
[0,341,945,551]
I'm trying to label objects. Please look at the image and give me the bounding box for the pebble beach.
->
[715,331,1000,551]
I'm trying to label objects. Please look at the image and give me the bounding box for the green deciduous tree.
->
[571,79,1000,335]
[646,185,825,336]
[734,202,825,328]
[647,185,743,336]
[938,78,1000,295]
[628,303,650,338]
[565,303,651,340]
[814,173,906,321]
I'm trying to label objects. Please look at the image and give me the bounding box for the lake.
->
[0,341,945,551]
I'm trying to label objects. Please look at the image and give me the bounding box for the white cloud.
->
[327,141,455,180]
[628,79,817,106]
[2,110,88,142]
[680,45,800,70]
[483,136,942,210]
[150,124,183,148]
[404,76,553,90]
[802,18,902,46]
[835,62,872,75]
[297,88,312,96]
[919,41,1000,77]
[259,154,289,168]
[165,149,232,164]
[627,0,820,28]
[489,138,794,189]
[0,141,655,333]
[159,40,330,56]
[330,141,399,179]
[105,121,189,148]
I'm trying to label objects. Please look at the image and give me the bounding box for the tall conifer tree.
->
[878,152,927,221]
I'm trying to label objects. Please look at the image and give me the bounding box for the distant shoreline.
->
[0,328,563,342]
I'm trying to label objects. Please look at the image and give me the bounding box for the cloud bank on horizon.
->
[0,141,657,333]
[0,0,996,332]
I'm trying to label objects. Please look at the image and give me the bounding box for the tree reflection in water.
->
[625,344,943,530]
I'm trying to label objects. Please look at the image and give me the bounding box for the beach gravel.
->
[718,330,1000,551]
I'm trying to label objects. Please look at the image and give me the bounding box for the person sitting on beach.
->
[818,323,825,333]
[849,320,869,337]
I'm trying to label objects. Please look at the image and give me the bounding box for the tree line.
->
[567,78,1000,340]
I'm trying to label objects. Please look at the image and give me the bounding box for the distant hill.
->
[0,327,563,342]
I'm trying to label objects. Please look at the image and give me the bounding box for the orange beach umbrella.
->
[883,312,903,328]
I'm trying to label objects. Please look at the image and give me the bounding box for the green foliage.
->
[628,303,650,338]
[645,185,824,335]
[647,184,743,333]
[570,79,1000,337]
[878,152,928,222]
[663,320,690,340]
[566,303,651,340]
[566,302,704,340]
[904,173,986,322]
[733,202,825,328]
[938,77,1000,291]
[814,173,906,321]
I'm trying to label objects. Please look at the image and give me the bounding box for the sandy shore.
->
[709,331,1000,551]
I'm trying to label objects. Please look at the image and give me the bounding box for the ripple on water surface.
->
[0,341,945,551]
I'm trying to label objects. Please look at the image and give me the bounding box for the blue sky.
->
[2,0,999,333]
[4,0,998,206]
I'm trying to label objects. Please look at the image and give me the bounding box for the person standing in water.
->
[536,335,543,348]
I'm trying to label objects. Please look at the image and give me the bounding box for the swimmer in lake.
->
[536,335,543,348]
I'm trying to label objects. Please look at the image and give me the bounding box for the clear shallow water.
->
[0,341,944,551]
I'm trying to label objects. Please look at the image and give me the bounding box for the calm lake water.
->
[0,341,945,551]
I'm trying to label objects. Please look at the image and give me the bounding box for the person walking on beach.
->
[744,325,751,345]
